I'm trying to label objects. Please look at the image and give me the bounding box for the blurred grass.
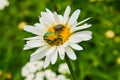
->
[0,0,120,80]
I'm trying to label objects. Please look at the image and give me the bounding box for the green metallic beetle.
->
[43,32,63,45]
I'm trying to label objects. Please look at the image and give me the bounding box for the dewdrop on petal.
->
[105,30,115,39]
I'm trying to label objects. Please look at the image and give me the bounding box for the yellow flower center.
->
[43,24,70,46]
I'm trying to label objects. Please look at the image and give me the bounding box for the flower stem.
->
[65,55,77,80]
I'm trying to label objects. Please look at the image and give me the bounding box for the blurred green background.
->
[0,0,120,80]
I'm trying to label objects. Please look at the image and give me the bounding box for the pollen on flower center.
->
[43,24,70,46]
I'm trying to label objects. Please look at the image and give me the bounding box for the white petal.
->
[70,21,77,28]
[72,31,92,40]
[39,18,49,29]
[59,15,64,24]
[69,43,83,50]
[45,46,56,56]
[71,24,92,33]
[23,25,41,35]
[51,49,58,64]
[57,46,65,60]
[45,9,55,24]
[69,31,92,43]
[23,46,33,50]
[44,55,52,68]
[40,13,52,26]
[46,8,54,17]
[25,40,43,47]
[69,36,82,43]
[23,36,40,40]
[54,12,60,24]
[63,6,71,24]
[23,40,46,50]
[31,46,48,57]
[68,9,80,26]
[65,46,77,60]
[30,46,48,62]
[41,12,53,26]
[77,17,91,26]
[63,41,69,47]
[34,23,47,33]
[73,31,92,36]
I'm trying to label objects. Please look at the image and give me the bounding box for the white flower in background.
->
[56,75,67,80]
[0,0,9,10]
[21,61,43,77]
[25,74,34,80]
[34,71,45,80]
[44,69,57,80]
[21,66,30,77]
[21,61,70,80]
[58,63,70,74]
[23,5,92,68]
[32,61,44,70]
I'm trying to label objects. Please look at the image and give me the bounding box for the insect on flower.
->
[43,32,62,45]
[54,24,65,31]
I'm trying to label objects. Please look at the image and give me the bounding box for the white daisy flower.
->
[56,75,67,80]
[23,5,92,68]
[21,61,44,77]
[44,69,57,80]
[0,0,9,10]
[25,73,34,80]
[58,63,70,74]
[34,71,45,80]
[21,61,70,80]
